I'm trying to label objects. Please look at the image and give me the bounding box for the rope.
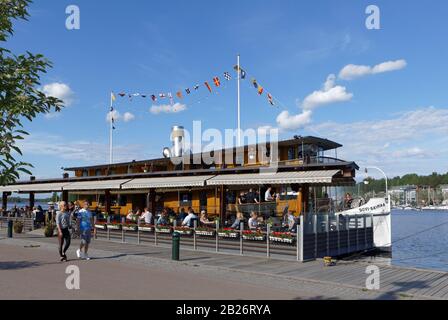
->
[339,217,448,262]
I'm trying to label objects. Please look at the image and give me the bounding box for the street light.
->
[364,166,388,196]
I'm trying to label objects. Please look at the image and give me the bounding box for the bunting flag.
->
[234,65,247,79]
[112,64,277,109]
[204,81,212,93]
[267,93,274,106]
[252,78,258,89]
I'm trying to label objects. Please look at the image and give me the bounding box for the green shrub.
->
[13,221,24,234]
[44,223,55,237]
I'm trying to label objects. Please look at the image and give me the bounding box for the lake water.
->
[390,209,448,272]
[7,202,50,211]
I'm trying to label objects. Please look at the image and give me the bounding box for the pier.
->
[2,226,448,300]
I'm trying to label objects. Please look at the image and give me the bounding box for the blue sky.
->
[7,0,448,179]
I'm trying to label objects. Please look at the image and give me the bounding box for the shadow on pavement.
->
[0,260,42,270]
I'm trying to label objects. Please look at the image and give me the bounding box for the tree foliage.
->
[360,172,448,193]
[0,0,63,185]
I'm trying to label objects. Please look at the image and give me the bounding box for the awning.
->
[206,170,341,185]
[63,179,132,191]
[0,182,70,193]
[121,175,215,189]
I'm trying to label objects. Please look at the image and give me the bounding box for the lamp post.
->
[364,166,388,196]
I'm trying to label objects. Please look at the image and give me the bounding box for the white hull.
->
[336,196,391,250]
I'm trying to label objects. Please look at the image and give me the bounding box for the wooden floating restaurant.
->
[1,134,387,260]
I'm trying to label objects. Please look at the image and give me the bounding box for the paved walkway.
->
[1,229,447,300]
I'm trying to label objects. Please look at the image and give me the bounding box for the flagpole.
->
[237,54,241,147]
[109,92,113,164]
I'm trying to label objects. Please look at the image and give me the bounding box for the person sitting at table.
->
[126,209,135,221]
[286,211,298,233]
[156,209,168,225]
[344,193,353,209]
[140,207,153,224]
[230,212,245,229]
[178,208,187,222]
[265,187,274,202]
[248,211,259,230]
[200,210,215,227]
[182,208,198,228]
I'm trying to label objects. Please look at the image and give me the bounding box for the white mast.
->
[109,92,114,164]
[237,54,241,147]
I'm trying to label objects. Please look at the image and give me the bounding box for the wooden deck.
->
[2,228,448,299]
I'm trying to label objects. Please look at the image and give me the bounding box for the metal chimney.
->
[171,126,185,158]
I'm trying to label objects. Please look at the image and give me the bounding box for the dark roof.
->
[7,161,358,186]
[64,136,343,172]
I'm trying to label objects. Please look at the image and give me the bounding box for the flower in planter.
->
[269,231,295,243]
[242,230,266,241]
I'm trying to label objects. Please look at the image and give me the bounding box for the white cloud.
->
[276,110,312,131]
[307,106,448,176]
[338,59,407,80]
[123,112,135,122]
[42,82,74,106]
[17,133,147,163]
[302,74,353,110]
[106,110,120,123]
[105,110,136,123]
[150,103,187,114]
[392,147,429,159]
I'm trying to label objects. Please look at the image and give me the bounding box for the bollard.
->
[7,220,13,238]
[172,231,180,261]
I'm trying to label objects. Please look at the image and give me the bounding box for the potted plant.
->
[217,228,239,238]
[195,227,215,237]
[173,226,193,235]
[44,223,55,237]
[155,225,172,234]
[269,231,295,244]
[138,223,154,232]
[106,222,122,230]
[122,222,138,231]
[13,221,24,234]
[94,221,107,230]
[242,230,266,241]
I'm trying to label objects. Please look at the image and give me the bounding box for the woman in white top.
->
[248,211,259,230]
[200,210,215,227]
[126,210,134,221]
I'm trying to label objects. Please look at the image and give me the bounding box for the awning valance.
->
[63,179,131,191]
[206,170,341,186]
[0,182,70,193]
[121,175,214,189]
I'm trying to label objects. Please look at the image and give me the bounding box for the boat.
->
[0,126,391,258]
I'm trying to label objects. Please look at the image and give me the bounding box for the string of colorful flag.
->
[111,65,280,108]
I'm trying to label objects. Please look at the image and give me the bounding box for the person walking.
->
[56,201,71,262]
[76,201,94,260]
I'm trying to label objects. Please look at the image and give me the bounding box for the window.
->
[288,147,296,160]
[179,192,192,207]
